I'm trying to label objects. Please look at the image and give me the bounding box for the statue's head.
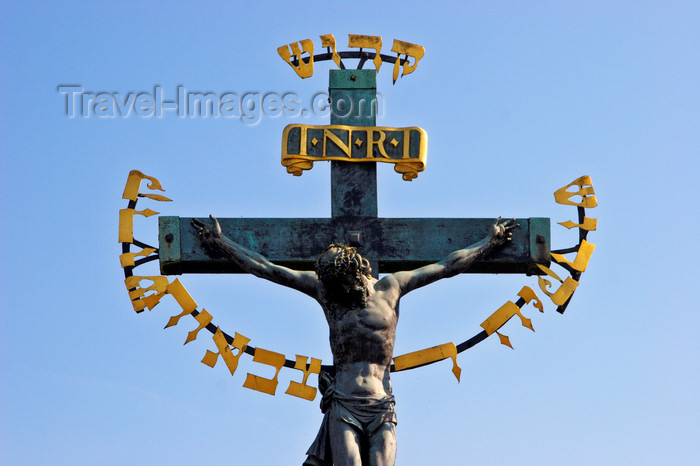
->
[315,243,372,291]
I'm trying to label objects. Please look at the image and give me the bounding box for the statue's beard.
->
[322,278,368,310]
[343,282,368,307]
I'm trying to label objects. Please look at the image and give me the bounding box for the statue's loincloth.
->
[303,373,397,466]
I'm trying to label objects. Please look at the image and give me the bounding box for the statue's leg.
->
[328,416,363,466]
[368,422,396,466]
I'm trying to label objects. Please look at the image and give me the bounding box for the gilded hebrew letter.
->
[348,34,383,71]
[277,39,315,79]
[480,301,535,336]
[550,239,596,273]
[122,170,167,201]
[285,355,321,401]
[497,332,513,349]
[243,348,286,396]
[320,34,342,68]
[559,217,598,231]
[536,264,580,306]
[118,208,158,243]
[164,279,198,328]
[554,175,597,208]
[184,310,213,345]
[138,193,171,202]
[393,342,462,382]
[124,275,169,313]
[201,328,250,376]
[517,286,544,312]
[390,39,425,84]
[119,246,156,268]
[483,292,543,349]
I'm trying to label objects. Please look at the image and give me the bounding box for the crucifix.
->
[155,37,551,466]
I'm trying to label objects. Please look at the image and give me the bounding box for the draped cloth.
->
[303,372,397,466]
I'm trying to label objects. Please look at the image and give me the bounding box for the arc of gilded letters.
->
[120,171,170,316]
[550,175,598,313]
[277,35,425,83]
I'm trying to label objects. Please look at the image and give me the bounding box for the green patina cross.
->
[158,70,550,277]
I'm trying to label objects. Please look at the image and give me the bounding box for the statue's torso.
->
[319,277,400,397]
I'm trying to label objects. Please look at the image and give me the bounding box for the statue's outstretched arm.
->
[192,216,319,298]
[391,218,519,296]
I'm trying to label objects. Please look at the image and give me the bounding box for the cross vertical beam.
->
[329,70,380,276]
[330,70,378,218]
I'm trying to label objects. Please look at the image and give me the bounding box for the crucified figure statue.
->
[192,216,518,466]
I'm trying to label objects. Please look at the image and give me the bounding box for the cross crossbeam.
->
[159,216,549,275]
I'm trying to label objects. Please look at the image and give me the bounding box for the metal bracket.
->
[347,231,363,247]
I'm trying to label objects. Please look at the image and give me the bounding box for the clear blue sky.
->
[1,2,698,465]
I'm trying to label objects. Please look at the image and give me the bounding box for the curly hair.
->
[315,243,372,286]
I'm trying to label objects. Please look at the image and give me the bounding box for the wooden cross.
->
[158,70,550,278]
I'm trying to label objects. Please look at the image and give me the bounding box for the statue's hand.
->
[490,217,519,246]
[191,215,223,246]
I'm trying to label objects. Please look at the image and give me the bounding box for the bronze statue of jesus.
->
[192,216,517,466]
